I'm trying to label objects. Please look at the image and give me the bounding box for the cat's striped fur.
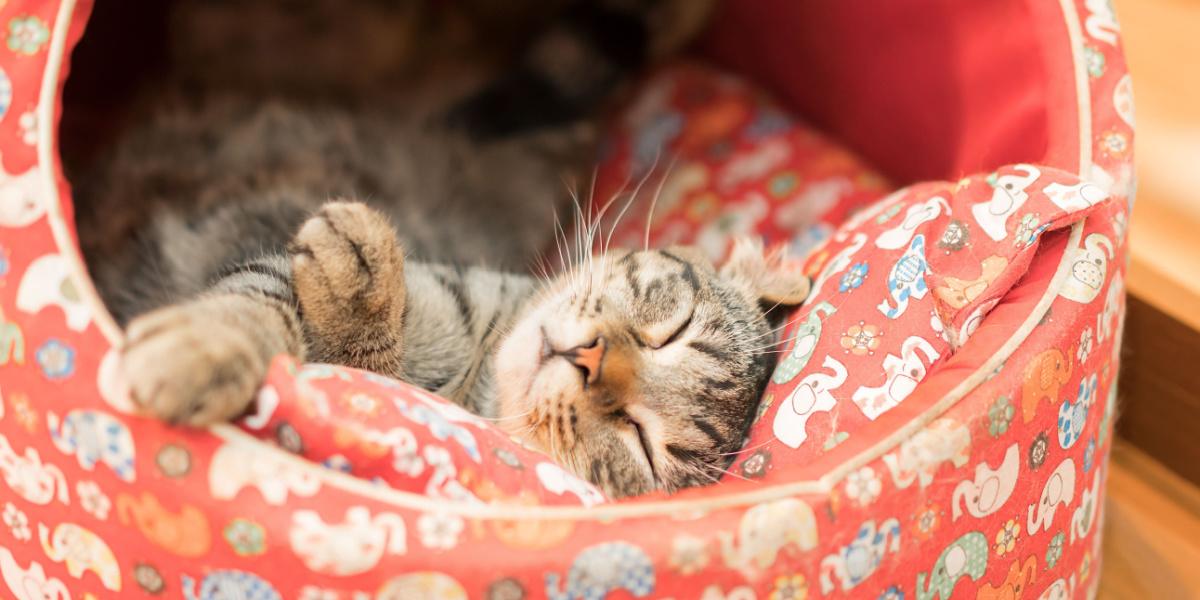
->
[78,0,817,497]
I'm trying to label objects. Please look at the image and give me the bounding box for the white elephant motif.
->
[289,506,407,576]
[0,547,70,600]
[1096,271,1123,344]
[1070,468,1103,544]
[1042,181,1108,214]
[536,462,606,506]
[0,162,48,228]
[851,336,940,420]
[38,522,120,591]
[883,418,971,489]
[718,139,791,191]
[1037,576,1075,600]
[1059,233,1112,304]
[720,497,818,576]
[773,355,847,448]
[972,164,1041,241]
[877,235,929,319]
[809,232,868,298]
[1084,0,1120,45]
[696,194,769,260]
[0,433,69,505]
[819,518,901,593]
[47,410,135,482]
[875,196,950,250]
[16,254,91,332]
[1028,458,1077,534]
[952,443,1019,520]
[209,441,320,504]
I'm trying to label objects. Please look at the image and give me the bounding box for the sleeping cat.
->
[79,0,813,497]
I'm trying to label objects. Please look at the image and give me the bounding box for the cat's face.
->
[495,239,809,498]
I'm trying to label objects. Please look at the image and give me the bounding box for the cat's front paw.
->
[290,200,406,333]
[121,305,266,426]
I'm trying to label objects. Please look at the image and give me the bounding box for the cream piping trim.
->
[39,0,1094,519]
[1058,0,1094,173]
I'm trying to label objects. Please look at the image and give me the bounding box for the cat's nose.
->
[558,336,606,387]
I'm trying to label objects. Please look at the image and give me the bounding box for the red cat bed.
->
[0,0,1131,598]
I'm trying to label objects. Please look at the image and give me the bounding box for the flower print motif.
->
[844,466,882,506]
[1013,213,1044,248]
[938,219,970,252]
[878,586,905,600]
[11,393,36,432]
[417,511,464,550]
[669,534,710,575]
[911,503,942,541]
[7,16,49,55]
[3,502,30,541]
[1084,437,1096,473]
[76,481,111,520]
[839,262,869,292]
[840,321,881,356]
[1046,531,1065,569]
[1084,46,1107,78]
[770,573,809,600]
[275,422,304,454]
[134,563,165,594]
[155,443,191,478]
[994,518,1020,556]
[486,578,527,600]
[1077,328,1094,364]
[493,447,523,470]
[768,172,800,198]
[988,396,1015,438]
[299,588,339,600]
[35,339,75,379]
[323,454,353,473]
[340,392,384,419]
[18,111,36,146]
[1100,130,1130,159]
[741,449,771,479]
[1029,432,1049,470]
[223,518,266,556]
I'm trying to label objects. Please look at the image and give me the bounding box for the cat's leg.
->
[121,254,303,426]
[289,200,407,377]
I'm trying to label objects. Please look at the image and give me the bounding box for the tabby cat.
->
[80,0,812,497]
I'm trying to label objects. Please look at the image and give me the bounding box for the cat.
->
[76,0,815,498]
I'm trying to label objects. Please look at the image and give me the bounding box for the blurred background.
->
[1101,0,1200,596]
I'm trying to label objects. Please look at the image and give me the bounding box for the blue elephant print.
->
[183,571,281,600]
[47,409,135,482]
[878,234,929,319]
[396,401,481,462]
[916,531,988,600]
[772,302,837,384]
[1057,373,1097,449]
[546,542,654,600]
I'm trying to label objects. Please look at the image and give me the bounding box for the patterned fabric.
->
[0,0,1132,598]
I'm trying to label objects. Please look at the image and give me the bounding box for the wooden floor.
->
[1098,442,1200,598]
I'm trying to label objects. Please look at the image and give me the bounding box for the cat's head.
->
[495,238,809,498]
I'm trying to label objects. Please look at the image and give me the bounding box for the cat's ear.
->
[720,237,811,307]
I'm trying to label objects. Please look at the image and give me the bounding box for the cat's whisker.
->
[642,154,678,252]
[604,149,661,255]
[717,435,777,457]
[703,462,756,484]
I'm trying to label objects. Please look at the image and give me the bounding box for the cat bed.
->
[0,0,1132,599]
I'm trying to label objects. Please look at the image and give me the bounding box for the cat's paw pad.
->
[121,306,265,426]
[290,200,405,320]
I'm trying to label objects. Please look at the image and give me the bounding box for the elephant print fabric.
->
[0,2,1130,599]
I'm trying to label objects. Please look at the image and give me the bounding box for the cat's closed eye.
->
[648,311,693,349]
